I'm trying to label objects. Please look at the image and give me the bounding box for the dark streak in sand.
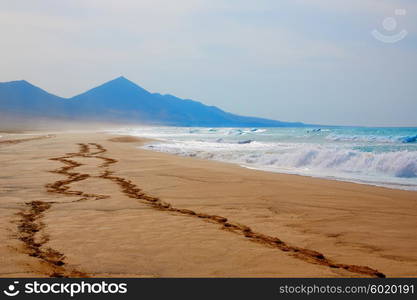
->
[34,141,386,278]
[0,135,54,146]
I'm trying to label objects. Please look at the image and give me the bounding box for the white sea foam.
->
[107,126,417,191]
[145,142,416,176]
[326,133,417,144]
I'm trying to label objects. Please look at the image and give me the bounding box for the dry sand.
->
[0,131,416,278]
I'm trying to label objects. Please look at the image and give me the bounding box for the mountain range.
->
[0,76,305,127]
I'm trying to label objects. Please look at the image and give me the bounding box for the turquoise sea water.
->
[110,126,417,191]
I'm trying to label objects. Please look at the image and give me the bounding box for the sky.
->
[0,0,416,126]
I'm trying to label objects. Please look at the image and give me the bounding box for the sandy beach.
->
[0,131,416,278]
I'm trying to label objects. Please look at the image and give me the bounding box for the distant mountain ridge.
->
[0,76,306,127]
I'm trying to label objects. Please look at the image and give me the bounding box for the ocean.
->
[109,126,417,191]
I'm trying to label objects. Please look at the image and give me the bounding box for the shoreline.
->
[1,131,416,277]
[243,165,417,192]
[129,135,417,193]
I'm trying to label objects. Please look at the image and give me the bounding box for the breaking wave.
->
[326,133,417,144]
[107,126,417,190]
[145,142,417,179]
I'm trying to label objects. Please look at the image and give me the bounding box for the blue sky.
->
[0,0,416,126]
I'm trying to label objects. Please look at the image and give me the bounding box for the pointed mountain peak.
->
[111,75,129,82]
[101,76,146,91]
[106,76,136,85]
[71,76,150,99]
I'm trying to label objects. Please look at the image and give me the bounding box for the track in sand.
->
[31,141,386,278]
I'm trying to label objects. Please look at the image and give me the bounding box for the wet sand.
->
[0,131,416,277]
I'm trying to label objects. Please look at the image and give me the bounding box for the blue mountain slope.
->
[0,76,305,127]
[0,80,69,117]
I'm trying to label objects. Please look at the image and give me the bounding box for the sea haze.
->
[109,126,417,191]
